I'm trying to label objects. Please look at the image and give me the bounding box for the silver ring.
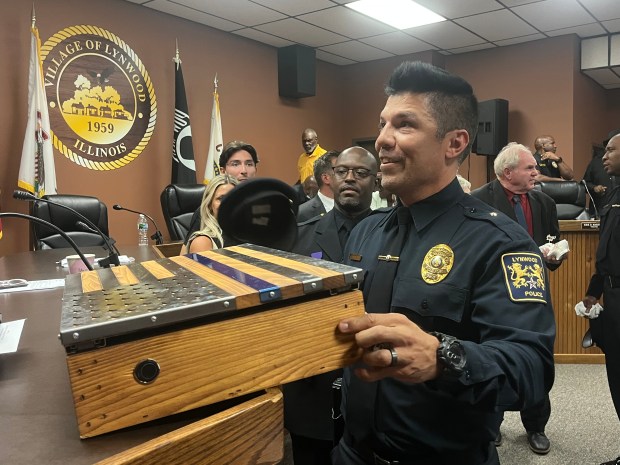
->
[388,347,398,367]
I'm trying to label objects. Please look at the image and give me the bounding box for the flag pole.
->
[173,38,181,69]
[171,39,197,184]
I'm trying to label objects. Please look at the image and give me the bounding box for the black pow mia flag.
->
[171,55,196,184]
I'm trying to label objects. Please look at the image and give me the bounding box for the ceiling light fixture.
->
[346,0,445,30]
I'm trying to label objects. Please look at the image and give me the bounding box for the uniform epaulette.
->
[461,201,528,242]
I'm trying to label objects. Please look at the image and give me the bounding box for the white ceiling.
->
[125,0,620,85]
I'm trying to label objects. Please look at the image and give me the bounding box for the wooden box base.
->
[67,290,364,437]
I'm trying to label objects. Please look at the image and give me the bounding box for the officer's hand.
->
[542,249,568,265]
[541,151,557,161]
[338,313,440,384]
[582,295,597,310]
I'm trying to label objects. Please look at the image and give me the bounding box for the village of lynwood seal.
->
[41,25,156,170]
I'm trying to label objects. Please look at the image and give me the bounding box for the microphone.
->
[0,212,94,271]
[76,221,119,254]
[581,179,600,220]
[13,190,120,267]
[113,204,164,245]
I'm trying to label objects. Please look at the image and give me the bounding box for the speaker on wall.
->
[278,45,316,99]
[473,99,509,156]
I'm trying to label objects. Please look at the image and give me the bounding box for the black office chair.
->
[160,184,206,241]
[32,194,110,250]
[536,181,587,220]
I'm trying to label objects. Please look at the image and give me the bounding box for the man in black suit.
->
[284,146,378,465]
[297,150,340,223]
[471,142,565,455]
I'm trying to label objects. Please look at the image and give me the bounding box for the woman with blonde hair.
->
[181,174,238,254]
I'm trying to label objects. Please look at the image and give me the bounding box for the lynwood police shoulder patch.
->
[501,252,547,303]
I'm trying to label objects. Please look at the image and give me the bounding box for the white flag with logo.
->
[204,82,223,183]
[18,24,57,197]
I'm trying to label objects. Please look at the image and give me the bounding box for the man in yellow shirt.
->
[297,128,326,183]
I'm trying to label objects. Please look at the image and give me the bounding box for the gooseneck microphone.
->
[0,212,94,271]
[13,190,120,267]
[76,221,120,254]
[112,204,164,245]
[581,179,600,220]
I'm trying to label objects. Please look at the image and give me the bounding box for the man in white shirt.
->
[297,151,339,222]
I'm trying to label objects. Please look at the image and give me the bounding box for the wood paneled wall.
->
[550,221,603,363]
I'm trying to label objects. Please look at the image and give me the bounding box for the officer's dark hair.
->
[385,61,478,163]
[313,150,340,188]
[219,140,259,168]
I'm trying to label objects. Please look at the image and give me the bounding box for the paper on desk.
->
[58,255,135,268]
[0,279,65,294]
[0,319,25,354]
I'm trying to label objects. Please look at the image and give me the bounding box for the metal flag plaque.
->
[59,244,365,438]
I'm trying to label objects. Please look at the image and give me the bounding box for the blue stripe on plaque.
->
[187,253,282,303]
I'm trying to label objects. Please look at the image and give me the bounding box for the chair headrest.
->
[536,181,584,204]
[161,184,206,217]
[38,194,109,234]
[218,178,298,251]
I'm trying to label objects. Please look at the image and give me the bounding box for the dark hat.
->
[218,178,298,251]
[604,129,620,145]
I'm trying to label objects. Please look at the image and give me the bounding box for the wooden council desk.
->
[551,220,603,363]
[0,247,285,465]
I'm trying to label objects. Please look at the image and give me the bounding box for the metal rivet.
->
[353,274,358,280]
[150,316,157,323]
[73,332,80,340]
[311,283,317,289]
[224,301,230,308]
[269,291,275,297]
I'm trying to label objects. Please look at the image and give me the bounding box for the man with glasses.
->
[284,146,378,465]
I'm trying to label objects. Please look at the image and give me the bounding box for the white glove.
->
[574,301,604,319]
[539,239,569,260]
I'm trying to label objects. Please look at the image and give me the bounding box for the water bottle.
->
[137,214,149,246]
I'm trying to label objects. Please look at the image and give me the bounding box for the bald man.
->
[533,135,574,181]
[297,128,327,183]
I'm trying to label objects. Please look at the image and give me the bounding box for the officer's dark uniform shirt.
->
[586,183,620,420]
[534,151,562,178]
[587,183,620,331]
[586,184,620,298]
[284,207,371,441]
[583,155,614,214]
[340,179,556,461]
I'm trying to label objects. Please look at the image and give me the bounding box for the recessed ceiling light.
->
[346,0,446,30]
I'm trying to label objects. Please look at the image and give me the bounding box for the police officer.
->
[533,135,574,181]
[332,61,556,465]
[579,132,620,465]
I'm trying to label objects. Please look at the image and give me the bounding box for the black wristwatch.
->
[430,332,467,376]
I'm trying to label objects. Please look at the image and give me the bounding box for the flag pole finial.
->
[214,74,218,90]
[173,38,181,70]
[31,3,36,28]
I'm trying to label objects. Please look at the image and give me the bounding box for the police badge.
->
[421,244,454,284]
